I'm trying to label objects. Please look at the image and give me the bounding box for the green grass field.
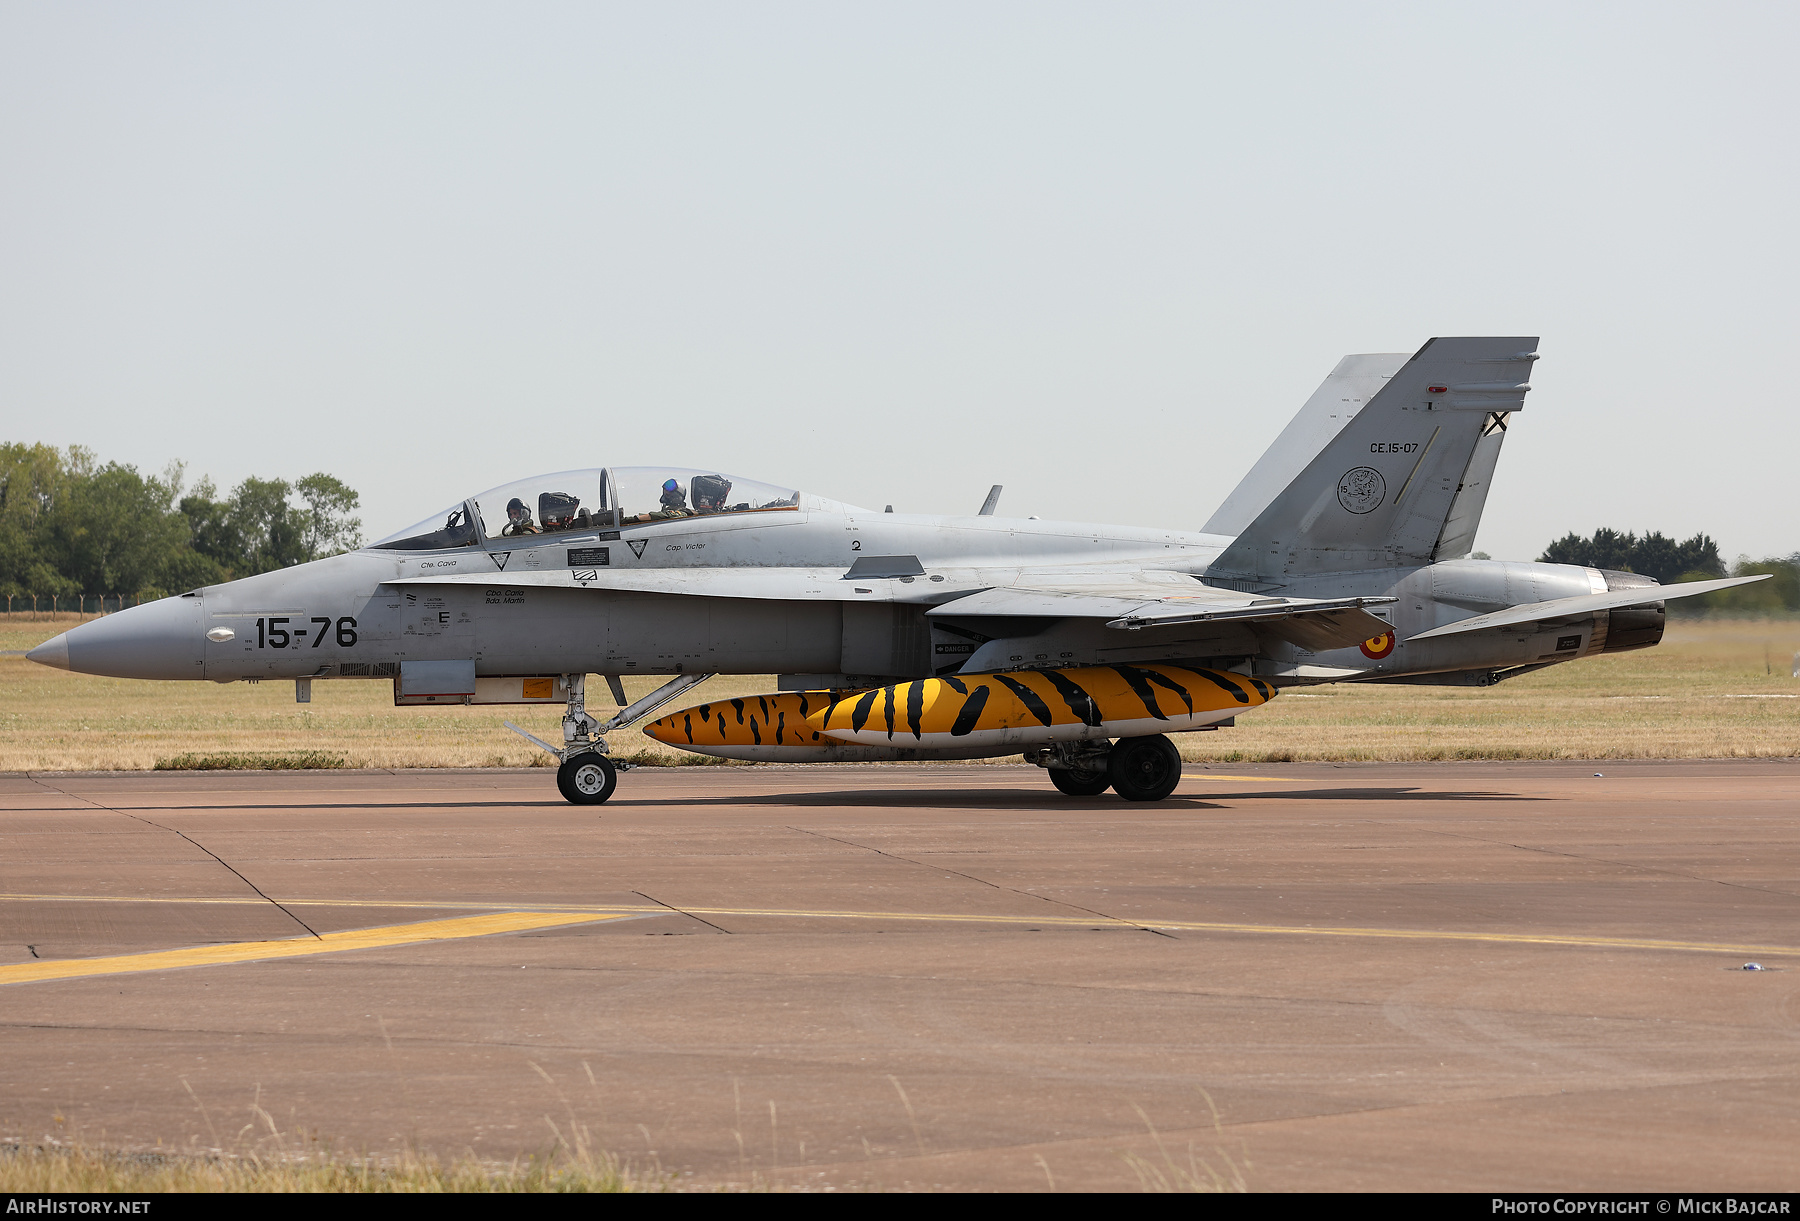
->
[3,614,1796,770]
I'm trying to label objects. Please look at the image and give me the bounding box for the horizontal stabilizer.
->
[1406,575,1769,641]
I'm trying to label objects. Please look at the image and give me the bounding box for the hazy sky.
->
[3,2,1795,561]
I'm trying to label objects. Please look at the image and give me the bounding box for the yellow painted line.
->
[2,895,1794,961]
[0,911,628,986]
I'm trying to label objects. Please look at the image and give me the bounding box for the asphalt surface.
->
[2,760,1797,1192]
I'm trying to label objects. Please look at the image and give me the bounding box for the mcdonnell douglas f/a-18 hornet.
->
[28,338,1765,804]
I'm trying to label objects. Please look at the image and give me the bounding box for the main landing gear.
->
[1027,735,1184,802]
[508,672,715,806]
[1048,767,1112,797]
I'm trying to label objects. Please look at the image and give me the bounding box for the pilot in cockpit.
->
[501,497,541,536]
[630,478,693,523]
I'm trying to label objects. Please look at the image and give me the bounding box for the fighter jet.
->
[27,337,1764,804]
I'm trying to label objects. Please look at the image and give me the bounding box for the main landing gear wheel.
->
[1048,767,1112,797]
[556,752,617,805]
[1107,734,1183,802]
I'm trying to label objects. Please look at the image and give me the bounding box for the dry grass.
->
[3,613,1797,770]
[0,1142,646,1193]
[1175,615,1800,763]
[0,1063,661,1193]
[153,750,349,771]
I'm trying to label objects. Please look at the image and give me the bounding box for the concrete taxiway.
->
[1,760,1797,1191]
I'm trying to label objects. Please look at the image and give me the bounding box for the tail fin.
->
[1430,408,1509,560]
[1203,352,1409,536]
[1208,337,1537,581]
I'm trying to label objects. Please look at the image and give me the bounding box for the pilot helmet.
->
[507,497,527,519]
[659,478,685,507]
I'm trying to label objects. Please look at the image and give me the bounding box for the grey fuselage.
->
[44,496,1657,690]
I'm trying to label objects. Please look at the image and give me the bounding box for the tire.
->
[1048,767,1112,797]
[556,752,617,805]
[1106,734,1182,801]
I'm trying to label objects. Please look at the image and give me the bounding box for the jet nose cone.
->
[25,632,71,670]
[50,596,205,679]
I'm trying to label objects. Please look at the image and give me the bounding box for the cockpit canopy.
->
[371,467,803,551]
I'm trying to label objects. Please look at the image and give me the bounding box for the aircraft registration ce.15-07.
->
[28,337,1764,804]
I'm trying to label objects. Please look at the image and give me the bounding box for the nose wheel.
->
[556,751,617,804]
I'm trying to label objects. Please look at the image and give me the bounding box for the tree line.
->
[1538,528,1799,613]
[0,443,361,601]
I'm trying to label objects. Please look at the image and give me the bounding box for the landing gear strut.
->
[507,671,715,806]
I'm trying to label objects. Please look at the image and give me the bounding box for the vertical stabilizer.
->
[1432,411,1510,560]
[1203,352,1409,536]
[1208,337,1537,581]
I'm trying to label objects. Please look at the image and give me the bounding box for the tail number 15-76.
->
[254,616,357,648]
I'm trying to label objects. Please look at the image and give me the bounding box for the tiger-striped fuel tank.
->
[812,664,1273,748]
[640,690,939,762]
[640,664,1274,760]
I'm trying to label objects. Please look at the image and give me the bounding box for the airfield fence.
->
[1,594,149,617]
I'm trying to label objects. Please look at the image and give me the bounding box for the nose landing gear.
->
[507,671,715,806]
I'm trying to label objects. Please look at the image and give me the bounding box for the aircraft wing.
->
[381,568,956,601]
[381,564,1270,607]
[930,576,1397,652]
[1406,574,1769,641]
[387,566,1397,651]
